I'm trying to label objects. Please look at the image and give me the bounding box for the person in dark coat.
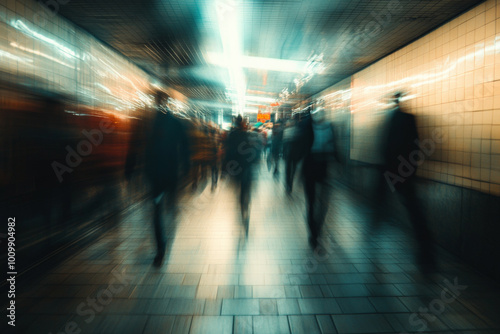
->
[223,115,259,235]
[284,114,304,194]
[300,102,337,249]
[34,96,74,239]
[373,92,435,272]
[270,121,283,176]
[128,91,190,266]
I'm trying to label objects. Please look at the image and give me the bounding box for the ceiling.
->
[58,0,485,111]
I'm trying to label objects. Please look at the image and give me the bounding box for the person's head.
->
[316,99,325,108]
[311,100,326,123]
[234,114,244,128]
[155,90,170,108]
[303,105,312,117]
[392,92,402,105]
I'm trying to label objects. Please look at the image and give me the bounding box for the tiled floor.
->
[14,163,500,333]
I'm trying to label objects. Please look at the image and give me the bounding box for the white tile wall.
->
[314,0,500,196]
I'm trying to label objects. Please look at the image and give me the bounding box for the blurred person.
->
[265,122,273,170]
[283,117,302,194]
[270,120,283,176]
[223,115,259,235]
[300,101,337,249]
[282,119,294,156]
[256,126,267,161]
[189,120,212,191]
[251,126,266,160]
[125,115,151,199]
[33,96,74,237]
[127,91,190,266]
[373,92,435,272]
[208,125,220,191]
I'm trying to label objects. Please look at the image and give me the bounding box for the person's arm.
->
[178,120,191,176]
[330,123,341,162]
[125,120,141,180]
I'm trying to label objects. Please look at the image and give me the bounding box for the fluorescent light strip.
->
[0,49,33,63]
[11,20,79,59]
[10,42,74,68]
[206,52,307,73]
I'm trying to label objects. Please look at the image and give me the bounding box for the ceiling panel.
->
[57,0,486,108]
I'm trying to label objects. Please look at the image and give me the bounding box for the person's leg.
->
[153,190,166,265]
[165,181,179,216]
[317,161,330,237]
[290,157,298,192]
[266,145,272,170]
[201,162,207,181]
[272,147,280,175]
[191,163,198,190]
[303,160,317,247]
[211,161,218,190]
[285,153,293,193]
[240,171,251,235]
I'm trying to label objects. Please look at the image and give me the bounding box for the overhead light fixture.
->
[10,42,74,68]
[11,19,79,59]
[245,96,276,103]
[206,52,307,73]
[215,2,246,115]
[226,93,277,103]
[0,49,33,64]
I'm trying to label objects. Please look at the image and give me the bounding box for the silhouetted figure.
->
[300,103,337,249]
[265,124,273,170]
[125,117,149,198]
[270,121,283,176]
[128,91,190,266]
[189,120,210,191]
[374,92,435,272]
[33,96,74,240]
[208,126,220,191]
[223,115,259,235]
[283,117,303,194]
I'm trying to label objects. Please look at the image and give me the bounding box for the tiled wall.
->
[315,0,500,196]
[0,0,155,112]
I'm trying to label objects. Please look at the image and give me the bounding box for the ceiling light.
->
[206,52,307,73]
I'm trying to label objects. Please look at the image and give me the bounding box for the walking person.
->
[373,92,435,272]
[270,121,283,176]
[208,126,220,191]
[283,116,302,194]
[300,101,337,249]
[127,91,190,266]
[223,115,259,235]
